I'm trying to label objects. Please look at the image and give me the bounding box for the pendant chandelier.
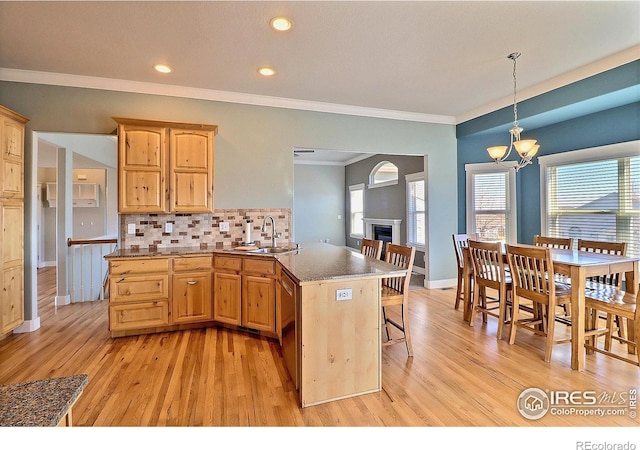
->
[487,52,540,171]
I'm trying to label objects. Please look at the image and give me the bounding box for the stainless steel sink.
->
[250,246,297,254]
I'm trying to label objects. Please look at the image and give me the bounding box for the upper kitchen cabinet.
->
[1,106,27,199]
[113,117,217,214]
[170,128,214,213]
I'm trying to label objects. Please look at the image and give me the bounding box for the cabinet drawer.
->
[110,258,169,275]
[243,258,275,275]
[110,301,169,331]
[173,255,212,272]
[110,274,169,303]
[214,256,242,272]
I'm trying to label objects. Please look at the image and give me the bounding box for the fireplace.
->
[373,225,393,259]
[363,218,402,257]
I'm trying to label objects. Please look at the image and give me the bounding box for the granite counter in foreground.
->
[0,374,89,426]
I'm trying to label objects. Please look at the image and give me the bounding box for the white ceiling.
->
[1,1,639,163]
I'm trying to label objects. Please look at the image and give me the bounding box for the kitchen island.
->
[105,242,406,407]
[276,243,407,407]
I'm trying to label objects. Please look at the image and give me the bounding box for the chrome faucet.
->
[261,215,281,247]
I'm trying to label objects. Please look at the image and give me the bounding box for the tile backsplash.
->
[119,208,291,250]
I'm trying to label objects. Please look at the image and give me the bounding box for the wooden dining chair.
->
[533,235,573,249]
[467,239,512,340]
[578,239,628,351]
[585,287,639,367]
[506,244,572,363]
[452,233,477,311]
[534,235,573,315]
[361,238,383,260]
[381,243,416,357]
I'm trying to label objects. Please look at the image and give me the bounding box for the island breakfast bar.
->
[276,243,407,407]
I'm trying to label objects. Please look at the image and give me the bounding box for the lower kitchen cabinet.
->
[172,256,213,324]
[1,265,24,335]
[242,258,276,332]
[213,255,276,333]
[213,256,242,325]
[106,253,278,337]
[108,257,170,335]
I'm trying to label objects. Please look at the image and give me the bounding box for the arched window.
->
[368,161,398,188]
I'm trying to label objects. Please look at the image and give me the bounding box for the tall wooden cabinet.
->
[113,117,217,214]
[0,105,28,337]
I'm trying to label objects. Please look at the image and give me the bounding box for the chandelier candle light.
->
[487,52,540,171]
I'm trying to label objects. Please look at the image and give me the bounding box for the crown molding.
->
[0,68,456,125]
[293,159,346,166]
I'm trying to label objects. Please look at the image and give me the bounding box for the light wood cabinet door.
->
[213,271,242,326]
[170,129,214,213]
[242,274,275,332]
[117,124,168,213]
[0,200,23,335]
[0,265,23,335]
[1,117,24,198]
[1,201,23,269]
[172,272,212,324]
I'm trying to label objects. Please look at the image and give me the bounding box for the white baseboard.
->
[424,277,457,289]
[55,295,71,306]
[38,261,56,268]
[13,317,41,333]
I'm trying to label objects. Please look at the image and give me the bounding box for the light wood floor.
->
[1,267,638,429]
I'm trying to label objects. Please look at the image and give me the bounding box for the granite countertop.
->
[0,374,89,426]
[275,243,407,284]
[105,242,406,284]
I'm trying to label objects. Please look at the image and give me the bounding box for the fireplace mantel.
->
[363,218,402,244]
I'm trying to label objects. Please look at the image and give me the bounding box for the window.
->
[368,161,398,188]
[539,141,640,258]
[406,172,425,250]
[465,162,517,243]
[349,183,365,237]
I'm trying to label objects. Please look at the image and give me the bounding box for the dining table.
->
[462,244,639,371]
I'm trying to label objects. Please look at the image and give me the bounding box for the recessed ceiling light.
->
[270,17,293,32]
[258,67,276,77]
[154,64,173,74]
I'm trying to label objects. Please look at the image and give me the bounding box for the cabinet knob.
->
[186,280,198,285]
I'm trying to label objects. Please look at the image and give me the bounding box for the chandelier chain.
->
[512,54,518,128]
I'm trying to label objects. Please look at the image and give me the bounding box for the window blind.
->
[471,172,510,242]
[349,184,364,236]
[545,155,639,258]
[407,178,425,246]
